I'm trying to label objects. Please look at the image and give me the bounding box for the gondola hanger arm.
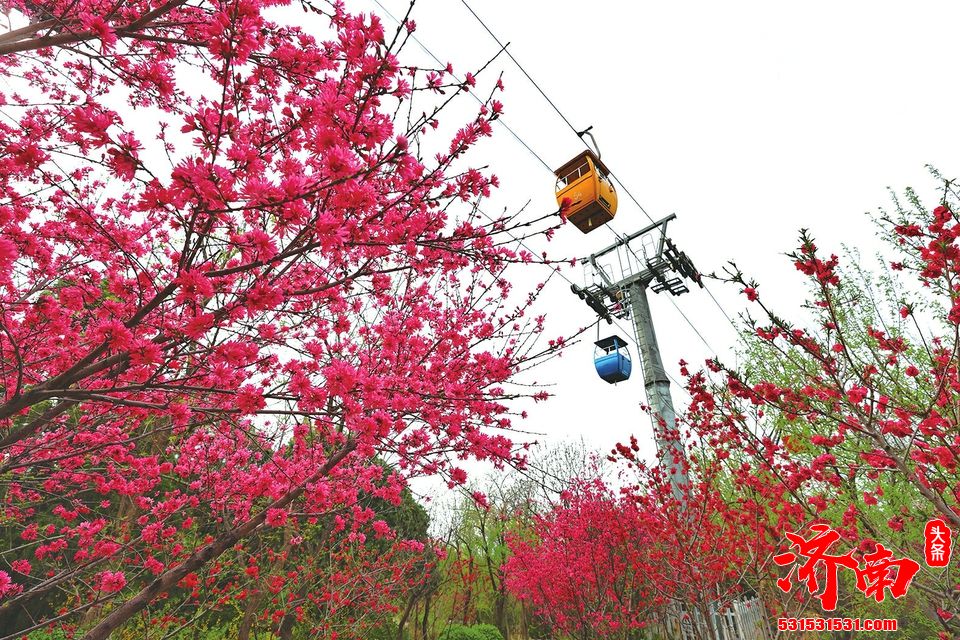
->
[576,126,601,159]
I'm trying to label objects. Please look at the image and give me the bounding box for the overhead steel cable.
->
[470,205,694,402]
[460,1,580,139]
[458,0,740,357]
[704,280,742,334]
[368,0,695,400]
[461,0,659,226]
[370,0,553,174]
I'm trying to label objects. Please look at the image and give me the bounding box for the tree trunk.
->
[520,601,529,640]
[396,590,420,640]
[494,592,508,640]
[421,594,431,640]
[277,580,315,640]
[236,587,266,640]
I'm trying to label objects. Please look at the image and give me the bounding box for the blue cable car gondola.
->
[594,335,632,384]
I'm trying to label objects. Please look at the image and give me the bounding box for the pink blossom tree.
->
[0,0,561,637]
[507,181,960,639]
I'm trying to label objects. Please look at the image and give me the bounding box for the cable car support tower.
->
[571,214,701,500]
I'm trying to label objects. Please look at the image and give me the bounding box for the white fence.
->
[647,597,772,640]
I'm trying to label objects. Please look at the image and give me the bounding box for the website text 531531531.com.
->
[778,618,897,632]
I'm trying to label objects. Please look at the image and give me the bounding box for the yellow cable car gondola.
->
[554,149,618,234]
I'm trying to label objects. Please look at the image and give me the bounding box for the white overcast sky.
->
[361,0,960,469]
